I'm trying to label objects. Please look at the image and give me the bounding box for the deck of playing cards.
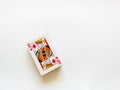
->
[27,35,62,76]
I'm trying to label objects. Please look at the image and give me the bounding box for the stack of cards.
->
[27,35,62,76]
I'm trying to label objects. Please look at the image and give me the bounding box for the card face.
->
[27,36,62,75]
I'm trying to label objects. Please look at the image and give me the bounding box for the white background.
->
[0,0,120,90]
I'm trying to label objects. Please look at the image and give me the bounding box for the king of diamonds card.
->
[27,36,62,75]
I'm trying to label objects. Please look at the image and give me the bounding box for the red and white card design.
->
[27,36,62,75]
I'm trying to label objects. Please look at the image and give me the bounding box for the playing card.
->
[27,35,62,76]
